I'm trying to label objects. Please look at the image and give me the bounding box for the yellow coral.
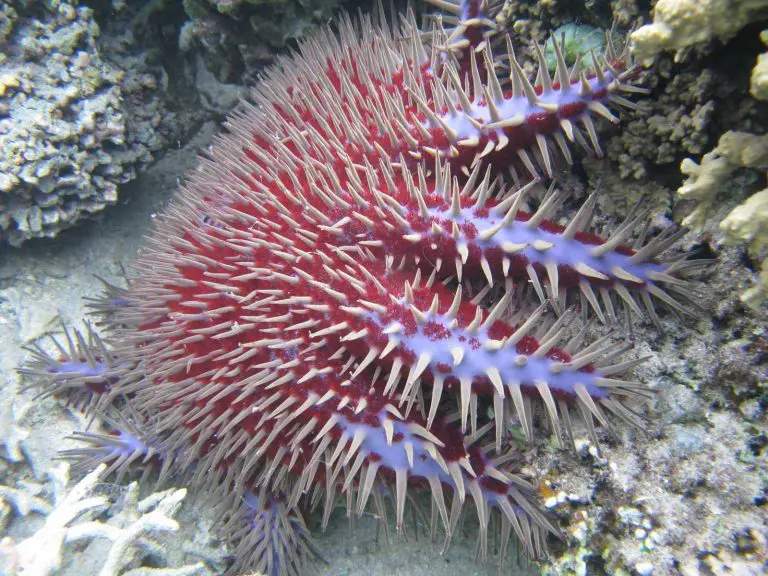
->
[721,188,768,305]
[0,73,19,97]
[751,30,768,101]
[678,132,768,306]
[631,0,768,63]
[679,132,768,227]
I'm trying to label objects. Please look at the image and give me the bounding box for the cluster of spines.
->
[209,3,701,326]
[19,322,122,413]
[218,491,321,576]
[59,409,173,487]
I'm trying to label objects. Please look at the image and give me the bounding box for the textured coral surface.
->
[0,0,188,246]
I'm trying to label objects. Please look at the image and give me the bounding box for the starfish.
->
[20,1,705,574]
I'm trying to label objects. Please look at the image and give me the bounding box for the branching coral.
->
[4,464,107,576]
[1,463,208,576]
[678,132,768,226]
[0,395,30,464]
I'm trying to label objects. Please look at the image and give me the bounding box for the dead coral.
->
[0,395,30,465]
[0,464,209,576]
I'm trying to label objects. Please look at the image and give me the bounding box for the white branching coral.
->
[0,393,31,464]
[0,464,209,576]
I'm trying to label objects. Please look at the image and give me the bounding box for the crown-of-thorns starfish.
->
[20,1,707,575]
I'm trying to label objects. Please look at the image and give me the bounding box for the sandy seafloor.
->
[0,121,543,576]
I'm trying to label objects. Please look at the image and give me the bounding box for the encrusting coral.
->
[17,0,709,574]
[0,0,175,246]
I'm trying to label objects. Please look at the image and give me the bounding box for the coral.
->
[494,0,644,47]
[0,463,208,576]
[0,485,52,518]
[0,0,189,246]
[630,0,768,63]
[0,394,30,464]
[720,188,768,305]
[0,1,128,245]
[678,131,768,305]
[751,29,768,101]
[604,68,717,180]
[0,3,145,245]
[609,0,641,26]
[678,131,768,227]
[17,2,709,574]
[0,3,15,46]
